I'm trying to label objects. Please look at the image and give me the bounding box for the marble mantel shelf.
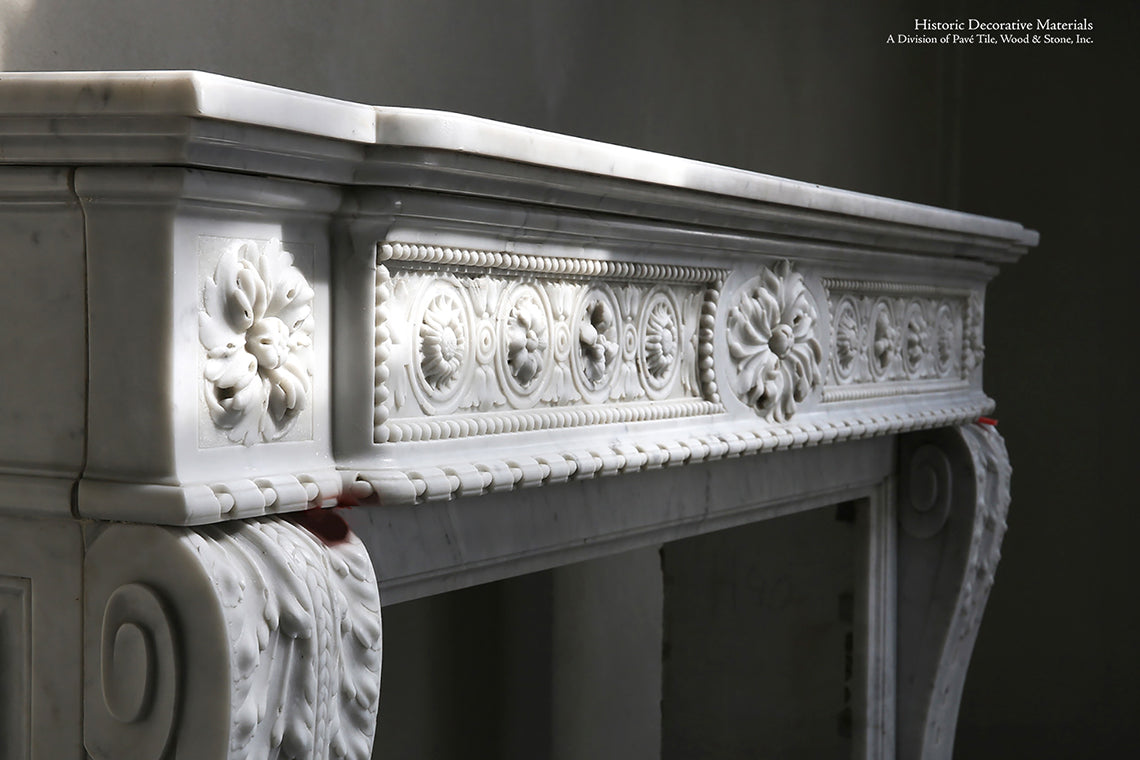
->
[0,71,1035,760]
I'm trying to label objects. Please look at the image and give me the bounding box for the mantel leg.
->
[896,423,1011,760]
[83,515,383,760]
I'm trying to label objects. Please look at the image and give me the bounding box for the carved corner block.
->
[897,423,1011,759]
[83,516,382,760]
[71,168,342,525]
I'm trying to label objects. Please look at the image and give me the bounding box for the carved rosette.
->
[85,516,382,760]
[869,299,899,380]
[498,283,553,402]
[574,285,622,399]
[638,288,682,396]
[200,239,314,445]
[726,261,823,422]
[411,280,474,414]
[420,292,467,393]
[831,295,863,383]
[934,302,957,376]
[904,300,928,376]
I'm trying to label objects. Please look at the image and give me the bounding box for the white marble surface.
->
[0,70,375,141]
[0,71,1036,248]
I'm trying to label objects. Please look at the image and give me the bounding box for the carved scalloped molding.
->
[821,278,980,401]
[374,242,726,444]
[349,400,989,505]
[85,517,382,760]
[79,469,341,526]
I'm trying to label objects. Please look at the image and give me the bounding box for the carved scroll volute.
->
[84,516,383,760]
[897,424,1011,760]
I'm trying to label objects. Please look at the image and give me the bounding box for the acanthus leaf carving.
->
[85,516,382,760]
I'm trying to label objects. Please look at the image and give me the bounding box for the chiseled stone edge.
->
[348,400,992,506]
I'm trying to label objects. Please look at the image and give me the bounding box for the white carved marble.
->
[84,516,381,760]
[0,71,1035,759]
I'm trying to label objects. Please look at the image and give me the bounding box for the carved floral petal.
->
[229,260,269,331]
[726,262,822,421]
[205,348,259,391]
[205,376,269,444]
[271,267,315,332]
[506,297,548,387]
[266,360,311,425]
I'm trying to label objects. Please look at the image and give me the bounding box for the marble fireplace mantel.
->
[0,71,1035,759]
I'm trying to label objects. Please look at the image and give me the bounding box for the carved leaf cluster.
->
[188,518,382,760]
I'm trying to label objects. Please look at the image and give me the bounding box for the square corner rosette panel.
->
[197,236,317,448]
[373,242,726,445]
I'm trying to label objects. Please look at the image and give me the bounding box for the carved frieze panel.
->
[374,243,726,444]
[821,279,980,402]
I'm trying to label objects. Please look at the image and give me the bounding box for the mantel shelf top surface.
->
[0,70,1035,249]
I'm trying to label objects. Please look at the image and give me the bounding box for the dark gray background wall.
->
[3,0,1134,756]
[952,1,1137,755]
